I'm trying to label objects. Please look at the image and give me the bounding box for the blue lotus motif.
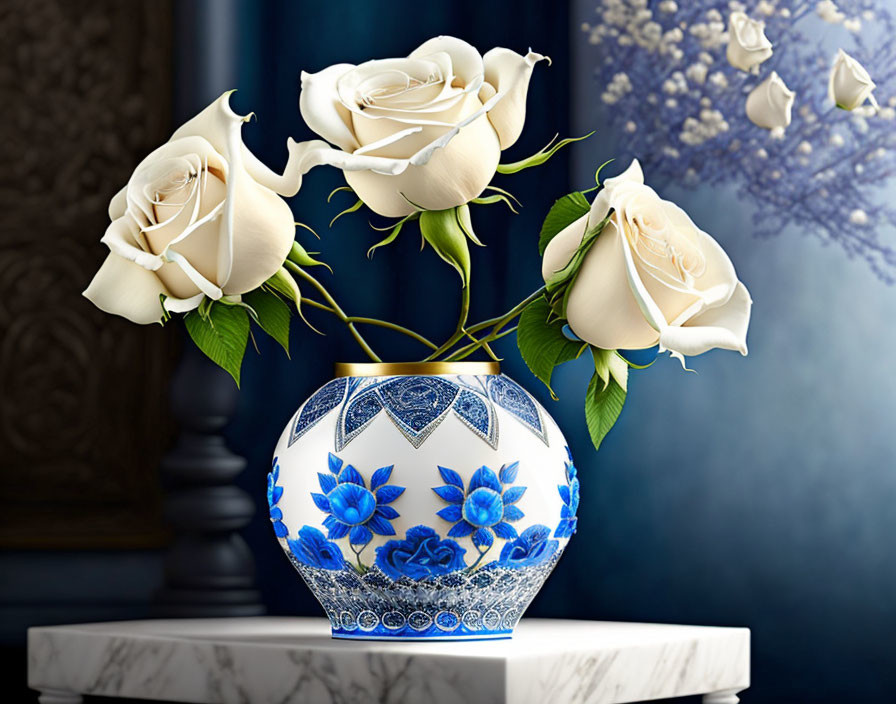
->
[375,525,467,580]
[267,457,288,538]
[288,526,345,570]
[499,524,559,568]
[312,453,405,548]
[554,447,579,539]
[433,463,526,568]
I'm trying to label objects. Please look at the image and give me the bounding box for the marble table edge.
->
[28,618,751,704]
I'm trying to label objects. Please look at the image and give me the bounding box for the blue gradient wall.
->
[217,1,896,702]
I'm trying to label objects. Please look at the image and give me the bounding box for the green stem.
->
[438,286,546,361]
[447,325,518,361]
[466,543,491,572]
[300,297,438,350]
[423,282,471,361]
[285,262,382,362]
[348,317,438,350]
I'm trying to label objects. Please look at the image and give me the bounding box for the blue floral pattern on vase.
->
[498,525,559,568]
[554,447,579,539]
[289,377,348,446]
[288,526,345,570]
[311,452,405,570]
[267,457,288,538]
[375,525,467,580]
[317,374,547,451]
[433,462,526,570]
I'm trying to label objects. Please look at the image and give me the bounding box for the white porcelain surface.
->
[270,371,576,639]
[28,617,750,703]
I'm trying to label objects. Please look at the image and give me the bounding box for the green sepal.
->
[496,132,594,175]
[419,208,471,287]
[455,204,484,246]
[584,371,626,451]
[329,198,363,227]
[517,295,588,400]
[538,191,591,255]
[367,213,418,258]
[591,347,628,393]
[470,193,519,213]
[243,289,291,357]
[184,302,250,387]
[544,211,612,320]
[288,241,331,273]
[327,185,354,202]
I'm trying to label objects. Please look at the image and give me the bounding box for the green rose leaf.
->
[419,208,471,287]
[517,295,587,399]
[243,289,291,357]
[584,371,626,451]
[538,191,591,255]
[185,302,250,387]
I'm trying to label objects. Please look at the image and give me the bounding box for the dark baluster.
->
[154,343,264,616]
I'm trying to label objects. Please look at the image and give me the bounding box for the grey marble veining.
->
[28,618,749,704]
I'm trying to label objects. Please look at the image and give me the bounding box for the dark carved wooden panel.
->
[0,0,176,548]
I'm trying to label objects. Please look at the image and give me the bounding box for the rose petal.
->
[83,253,168,325]
[410,36,485,90]
[659,281,752,357]
[299,65,360,152]
[481,48,547,149]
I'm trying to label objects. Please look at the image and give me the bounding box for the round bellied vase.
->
[268,361,578,640]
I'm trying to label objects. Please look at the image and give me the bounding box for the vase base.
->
[331,629,512,641]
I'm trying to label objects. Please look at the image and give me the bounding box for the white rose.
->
[745,71,795,130]
[84,93,327,324]
[726,12,773,73]
[829,49,878,111]
[541,160,751,361]
[299,36,546,217]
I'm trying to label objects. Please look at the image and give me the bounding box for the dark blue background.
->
[176,1,896,703]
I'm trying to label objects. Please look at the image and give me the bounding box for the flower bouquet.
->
[85,36,751,640]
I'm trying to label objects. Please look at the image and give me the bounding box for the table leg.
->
[703,690,741,704]
[38,690,82,704]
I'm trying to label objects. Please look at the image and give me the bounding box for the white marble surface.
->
[28,617,749,704]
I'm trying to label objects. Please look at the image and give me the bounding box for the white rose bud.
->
[299,36,546,217]
[726,12,773,73]
[541,160,751,362]
[84,92,328,324]
[745,71,795,130]
[829,49,878,111]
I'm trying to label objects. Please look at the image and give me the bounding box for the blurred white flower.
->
[849,209,868,225]
[727,12,773,73]
[816,1,845,24]
[745,71,795,130]
[829,49,878,111]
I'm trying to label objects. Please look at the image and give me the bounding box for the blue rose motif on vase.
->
[267,457,288,538]
[554,447,579,539]
[375,525,467,580]
[311,452,405,569]
[288,526,345,570]
[433,462,526,569]
[499,524,559,568]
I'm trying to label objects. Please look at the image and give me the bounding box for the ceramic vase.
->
[269,361,578,640]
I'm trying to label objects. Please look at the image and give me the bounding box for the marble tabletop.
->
[28,617,749,704]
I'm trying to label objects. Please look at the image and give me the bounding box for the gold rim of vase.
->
[333,361,501,378]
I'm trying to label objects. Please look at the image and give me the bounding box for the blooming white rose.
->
[829,49,878,111]
[84,93,327,324]
[541,160,751,361]
[745,71,795,131]
[299,36,546,217]
[726,12,773,73]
